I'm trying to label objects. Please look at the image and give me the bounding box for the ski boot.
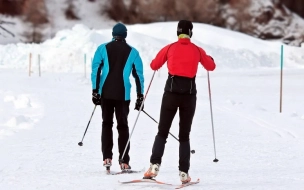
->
[120,163,131,171]
[179,171,191,184]
[143,163,160,179]
[103,158,112,173]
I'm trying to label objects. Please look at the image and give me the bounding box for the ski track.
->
[214,105,297,139]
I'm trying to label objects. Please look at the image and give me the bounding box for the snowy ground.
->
[0,22,304,189]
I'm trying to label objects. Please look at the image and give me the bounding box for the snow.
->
[0,22,304,190]
[45,0,114,32]
[0,0,114,45]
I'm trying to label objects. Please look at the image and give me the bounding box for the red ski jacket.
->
[150,38,216,78]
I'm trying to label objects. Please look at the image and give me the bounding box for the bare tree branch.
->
[0,25,15,37]
[0,20,16,25]
[0,20,15,37]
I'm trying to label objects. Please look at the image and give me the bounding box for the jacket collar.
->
[178,34,190,39]
[178,38,191,44]
[112,36,126,42]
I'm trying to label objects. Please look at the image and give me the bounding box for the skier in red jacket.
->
[144,20,216,183]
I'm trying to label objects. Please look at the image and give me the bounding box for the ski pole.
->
[142,110,195,154]
[78,105,97,146]
[207,71,219,162]
[119,71,156,164]
[142,110,179,141]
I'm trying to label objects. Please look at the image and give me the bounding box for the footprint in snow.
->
[226,99,243,106]
[290,112,299,117]
[6,115,33,129]
[256,106,267,112]
[4,95,32,109]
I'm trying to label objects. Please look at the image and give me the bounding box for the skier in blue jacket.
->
[91,23,144,172]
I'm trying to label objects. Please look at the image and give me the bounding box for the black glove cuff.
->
[92,90,100,99]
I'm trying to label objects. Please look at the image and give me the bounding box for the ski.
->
[119,178,172,185]
[106,166,143,175]
[175,178,200,189]
[109,169,143,175]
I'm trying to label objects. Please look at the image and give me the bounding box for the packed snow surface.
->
[0,22,304,190]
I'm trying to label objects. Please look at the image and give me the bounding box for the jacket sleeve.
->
[150,44,171,70]
[132,52,144,95]
[198,47,216,71]
[91,45,105,92]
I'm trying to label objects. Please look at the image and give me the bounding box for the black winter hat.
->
[112,23,127,38]
[177,20,193,37]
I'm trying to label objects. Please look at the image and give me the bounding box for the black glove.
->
[134,94,144,111]
[92,90,101,105]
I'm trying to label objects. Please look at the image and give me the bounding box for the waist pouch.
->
[164,74,197,94]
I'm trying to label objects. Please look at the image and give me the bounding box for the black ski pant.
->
[150,91,196,173]
[101,98,130,164]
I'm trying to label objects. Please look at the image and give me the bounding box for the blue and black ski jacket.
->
[91,39,144,101]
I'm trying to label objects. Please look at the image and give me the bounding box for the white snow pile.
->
[0,22,303,73]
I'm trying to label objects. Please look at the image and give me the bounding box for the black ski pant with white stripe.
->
[101,98,130,164]
[150,91,196,173]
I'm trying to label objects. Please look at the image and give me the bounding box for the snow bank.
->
[0,23,303,73]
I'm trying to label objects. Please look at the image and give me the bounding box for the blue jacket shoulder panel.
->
[123,45,144,100]
[91,42,109,93]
